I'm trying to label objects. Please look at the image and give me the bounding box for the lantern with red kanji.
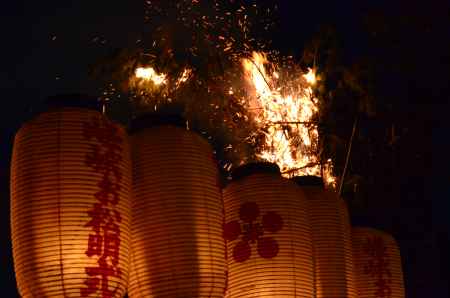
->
[293,176,357,298]
[128,114,226,298]
[352,227,405,298]
[10,95,132,298]
[223,163,314,297]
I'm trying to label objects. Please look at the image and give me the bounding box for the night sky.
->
[1,1,448,297]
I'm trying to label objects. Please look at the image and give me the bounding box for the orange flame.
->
[241,52,322,177]
[135,67,167,85]
[303,68,317,85]
[323,159,338,190]
[175,68,192,87]
[130,66,192,103]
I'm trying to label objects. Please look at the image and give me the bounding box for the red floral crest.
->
[223,202,283,262]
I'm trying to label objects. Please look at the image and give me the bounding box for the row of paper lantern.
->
[10,101,404,297]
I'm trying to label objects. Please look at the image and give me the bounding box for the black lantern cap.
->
[291,175,324,188]
[129,112,186,134]
[231,162,280,182]
[43,94,102,112]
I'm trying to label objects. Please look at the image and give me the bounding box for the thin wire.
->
[338,116,358,196]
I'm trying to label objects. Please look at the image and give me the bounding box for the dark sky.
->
[1,1,448,297]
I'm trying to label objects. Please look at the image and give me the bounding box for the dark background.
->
[1,1,448,297]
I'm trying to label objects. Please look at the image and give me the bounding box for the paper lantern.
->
[128,115,226,298]
[223,163,314,297]
[293,176,356,298]
[10,99,132,298]
[352,227,405,298]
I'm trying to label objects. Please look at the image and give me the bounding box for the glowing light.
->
[323,159,338,190]
[241,51,321,177]
[175,68,192,87]
[135,67,167,85]
[303,68,317,85]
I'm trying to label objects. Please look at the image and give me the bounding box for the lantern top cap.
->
[231,162,280,181]
[291,175,324,187]
[44,94,102,112]
[129,112,186,134]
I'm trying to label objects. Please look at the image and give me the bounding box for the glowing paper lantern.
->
[223,163,314,297]
[293,176,356,298]
[128,115,226,298]
[10,97,132,298]
[352,227,405,298]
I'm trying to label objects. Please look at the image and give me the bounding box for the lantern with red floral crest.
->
[292,176,357,298]
[352,227,405,298]
[128,113,226,298]
[10,95,132,298]
[223,162,314,297]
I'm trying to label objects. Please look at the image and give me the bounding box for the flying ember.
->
[241,51,321,177]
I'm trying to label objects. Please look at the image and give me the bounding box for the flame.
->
[135,67,167,85]
[130,52,335,183]
[175,68,192,87]
[241,52,321,177]
[130,66,192,104]
[323,159,338,190]
[303,68,317,85]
